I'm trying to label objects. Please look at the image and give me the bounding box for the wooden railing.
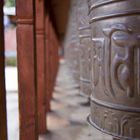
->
[16,0,60,139]
[0,0,59,140]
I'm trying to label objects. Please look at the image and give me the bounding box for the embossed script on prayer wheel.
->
[87,0,140,139]
[78,0,91,97]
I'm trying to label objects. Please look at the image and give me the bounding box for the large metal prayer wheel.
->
[79,26,91,97]
[78,0,91,97]
[87,0,140,139]
[64,0,80,83]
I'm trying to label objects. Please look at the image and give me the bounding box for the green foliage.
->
[5,0,16,7]
[5,57,17,67]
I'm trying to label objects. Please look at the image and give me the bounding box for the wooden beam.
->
[0,1,8,140]
[16,0,38,140]
[35,0,46,134]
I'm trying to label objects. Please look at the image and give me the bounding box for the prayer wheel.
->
[87,0,140,139]
[78,0,91,97]
[64,0,80,83]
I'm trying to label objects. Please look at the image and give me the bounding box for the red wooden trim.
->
[0,1,8,140]
[16,0,38,139]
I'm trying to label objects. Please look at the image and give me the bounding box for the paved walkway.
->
[6,61,112,140]
[39,61,112,140]
[5,67,19,140]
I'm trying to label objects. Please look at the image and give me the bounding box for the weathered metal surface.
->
[64,0,80,83]
[78,0,91,97]
[16,0,38,139]
[0,1,8,140]
[88,0,140,140]
[35,0,46,133]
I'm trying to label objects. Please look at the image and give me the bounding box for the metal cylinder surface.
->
[64,0,80,83]
[78,0,91,97]
[88,0,140,140]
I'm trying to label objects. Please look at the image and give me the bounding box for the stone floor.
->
[39,60,112,140]
[6,60,112,140]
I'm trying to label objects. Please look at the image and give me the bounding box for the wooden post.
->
[45,15,51,112]
[49,22,59,99]
[16,0,38,140]
[54,29,59,87]
[0,1,8,140]
[35,0,46,134]
[51,25,59,94]
[49,22,55,98]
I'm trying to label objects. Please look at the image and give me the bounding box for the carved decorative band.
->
[91,95,140,113]
[88,101,140,140]
[90,9,140,23]
[89,0,126,13]
[17,19,33,25]
[80,77,91,84]
[87,115,134,140]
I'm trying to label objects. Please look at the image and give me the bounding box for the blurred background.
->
[3,0,112,140]
[3,0,19,140]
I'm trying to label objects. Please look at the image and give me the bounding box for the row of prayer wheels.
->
[65,0,140,139]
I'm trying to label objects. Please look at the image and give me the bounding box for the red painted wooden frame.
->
[16,0,38,139]
[0,1,8,140]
